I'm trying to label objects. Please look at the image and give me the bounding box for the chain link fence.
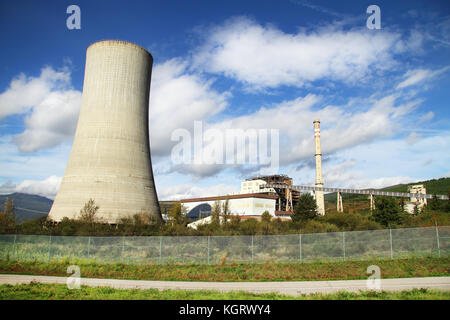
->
[0,226,448,265]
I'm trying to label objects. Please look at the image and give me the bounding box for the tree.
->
[446,189,450,213]
[372,197,403,227]
[260,210,273,235]
[292,193,318,223]
[78,199,99,224]
[428,194,442,211]
[0,197,16,232]
[210,200,221,224]
[222,197,231,224]
[399,197,406,212]
[167,201,187,225]
[413,203,420,216]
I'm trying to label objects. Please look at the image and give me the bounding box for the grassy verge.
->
[0,282,449,300]
[0,257,448,282]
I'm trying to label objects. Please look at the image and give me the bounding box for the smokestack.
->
[48,40,161,223]
[313,120,325,215]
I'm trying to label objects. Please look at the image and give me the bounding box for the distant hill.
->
[380,177,450,195]
[0,193,52,223]
[324,177,450,202]
[0,193,178,224]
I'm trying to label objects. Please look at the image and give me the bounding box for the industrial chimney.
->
[313,120,325,215]
[48,40,161,223]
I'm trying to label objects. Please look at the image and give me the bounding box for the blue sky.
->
[0,0,449,200]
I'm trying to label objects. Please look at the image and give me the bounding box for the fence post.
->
[87,236,91,261]
[12,234,17,261]
[342,232,346,261]
[389,228,393,260]
[251,235,254,264]
[121,236,125,264]
[207,236,210,265]
[299,233,302,263]
[47,235,52,263]
[435,224,441,258]
[159,236,162,265]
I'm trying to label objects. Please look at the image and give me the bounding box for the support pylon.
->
[370,194,375,212]
[337,192,344,212]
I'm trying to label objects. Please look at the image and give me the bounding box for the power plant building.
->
[405,184,428,214]
[181,193,278,220]
[180,174,300,223]
[48,40,161,223]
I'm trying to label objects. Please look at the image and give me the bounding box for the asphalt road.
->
[0,274,449,296]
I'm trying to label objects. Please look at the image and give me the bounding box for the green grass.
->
[0,256,448,282]
[0,282,448,300]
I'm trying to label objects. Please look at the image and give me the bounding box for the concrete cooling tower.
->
[48,40,161,223]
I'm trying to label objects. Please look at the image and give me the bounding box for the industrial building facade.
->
[180,174,301,221]
[181,193,277,218]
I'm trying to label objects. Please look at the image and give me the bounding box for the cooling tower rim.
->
[87,40,153,59]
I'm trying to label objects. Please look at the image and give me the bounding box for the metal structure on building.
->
[262,183,449,213]
[245,175,301,213]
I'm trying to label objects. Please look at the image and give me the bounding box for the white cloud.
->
[14,90,81,153]
[163,91,422,179]
[193,16,403,89]
[0,59,228,155]
[352,176,416,190]
[15,175,61,199]
[0,66,72,119]
[316,133,450,190]
[0,135,70,183]
[149,58,230,157]
[0,66,82,153]
[158,183,238,200]
[290,0,346,18]
[220,94,413,163]
[406,132,422,145]
[0,175,61,199]
[419,111,434,123]
[322,160,360,187]
[0,181,17,194]
[396,67,450,89]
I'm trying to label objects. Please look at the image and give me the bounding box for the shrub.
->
[321,212,382,231]
[261,211,272,223]
[302,220,340,233]
[239,219,259,235]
